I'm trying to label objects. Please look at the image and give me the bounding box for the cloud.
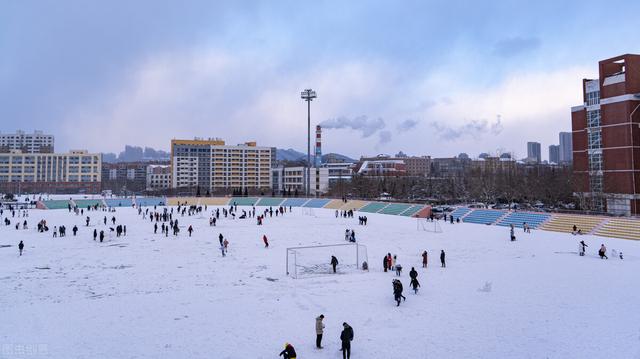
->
[320,116,386,138]
[430,116,503,141]
[378,130,392,145]
[493,37,540,58]
[396,119,419,132]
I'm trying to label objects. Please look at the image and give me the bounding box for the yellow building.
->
[170,138,275,191]
[0,150,102,193]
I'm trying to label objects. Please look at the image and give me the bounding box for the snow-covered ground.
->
[1,206,639,358]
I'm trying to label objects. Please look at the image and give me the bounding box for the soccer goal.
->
[286,243,368,279]
[302,207,317,217]
[417,218,443,233]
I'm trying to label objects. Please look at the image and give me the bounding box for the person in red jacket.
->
[263,235,269,248]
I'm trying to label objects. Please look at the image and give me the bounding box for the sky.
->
[1,0,639,161]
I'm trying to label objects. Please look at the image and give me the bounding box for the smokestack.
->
[315,125,322,167]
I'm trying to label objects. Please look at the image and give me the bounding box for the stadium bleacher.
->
[42,200,71,210]
[462,209,506,225]
[359,202,388,213]
[230,197,259,206]
[540,214,605,234]
[303,199,331,208]
[595,218,640,240]
[399,205,424,217]
[105,198,133,207]
[497,212,551,229]
[199,198,231,206]
[379,203,412,215]
[449,207,472,220]
[281,198,309,207]
[74,199,104,208]
[135,197,166,207]
[255,198,285,207]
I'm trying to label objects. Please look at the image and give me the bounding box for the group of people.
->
[335,209,355,218]
[281,317,354,359]
[344,229,356,242]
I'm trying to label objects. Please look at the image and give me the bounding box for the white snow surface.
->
[1,206,639,358]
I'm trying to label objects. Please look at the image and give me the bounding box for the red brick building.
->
[571,54,640,215]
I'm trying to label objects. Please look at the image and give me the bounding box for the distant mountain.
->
[275,148,356,163]
[322,152,356,163]
[276,148,307,162]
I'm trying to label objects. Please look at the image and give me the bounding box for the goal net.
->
[286,243,368,279]
[417,218,443,233]
[302,207,317,217]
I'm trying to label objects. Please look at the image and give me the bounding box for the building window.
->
[586,90,600,106]
[587,109,601,128]
[588,152,602,172]
[587,129,602,150]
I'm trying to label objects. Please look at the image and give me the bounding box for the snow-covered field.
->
[1,206,639,358]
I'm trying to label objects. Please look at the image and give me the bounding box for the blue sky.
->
[1,0,639,160]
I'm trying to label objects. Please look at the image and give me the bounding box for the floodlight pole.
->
[301,89,317,198]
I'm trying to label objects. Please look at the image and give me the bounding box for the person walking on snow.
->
[409,267,420,293]
[340,322,354,359]
[579,240,588,256]
[331,255,339,273]
[188,225,193,237]
[18,240,24,256]
[599,244,608,259]
[315,314,325,349]
[422,250,428,268]
[383,255,388,272]
[262,235,269,248]
[440,250,446,268]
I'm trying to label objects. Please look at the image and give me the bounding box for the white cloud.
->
[59,47,595,161]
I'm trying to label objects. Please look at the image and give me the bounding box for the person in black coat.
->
[18,240,24,256]
[409,267,418,280]
[383,256,388,272]
[331,256,339,273]
[440,250,446,268]
[340,322,354,359]
[279,343,296,359]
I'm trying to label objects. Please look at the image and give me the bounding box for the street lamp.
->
[629,94,640,212]
[301,89,317,197]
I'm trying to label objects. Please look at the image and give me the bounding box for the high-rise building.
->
[170,138,275,191]
[571,54,640,215]
[549,145,560,164]
[527,142,541,163]
[0,150,101,193]
[0,130,54,153]
[559,132,573,164]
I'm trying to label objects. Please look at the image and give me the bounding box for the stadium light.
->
[301,89,317,197]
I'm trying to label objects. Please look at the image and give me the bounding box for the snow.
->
[1,206,639,358]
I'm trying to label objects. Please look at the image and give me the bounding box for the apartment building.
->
[0,130,54,153]
[171,139,275,191]
[272,166,329,196]
[0,150,101,193]
[146,164,171,191]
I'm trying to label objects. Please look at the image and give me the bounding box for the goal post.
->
[417,218,443,233]
[286,243,368,279]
